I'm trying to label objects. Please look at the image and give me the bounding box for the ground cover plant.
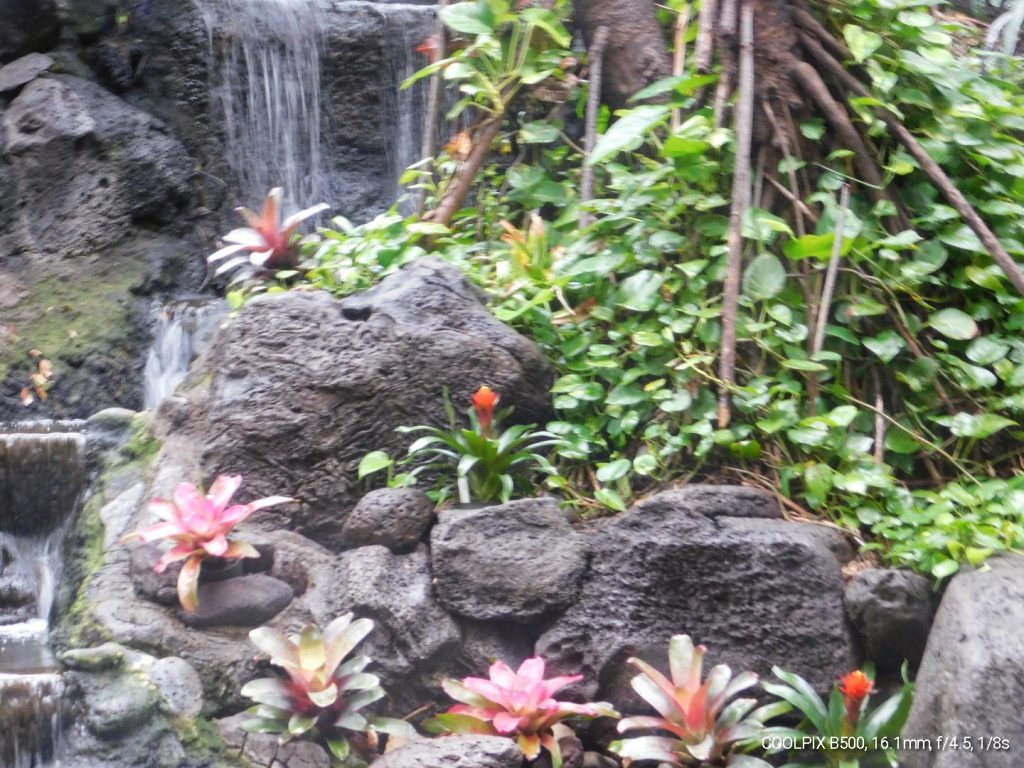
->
[215,0,1024,582]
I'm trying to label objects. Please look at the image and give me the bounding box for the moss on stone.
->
[59,417,161,647]
[0,253,150,404]
[176,716,243,767]
[122,412,162,463]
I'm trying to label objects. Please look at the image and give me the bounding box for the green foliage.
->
[762,666,914,768]
[242,614,414,767]
[611,635,786,767]
[294,0,1024,578]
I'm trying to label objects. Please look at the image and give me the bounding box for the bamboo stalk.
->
[718,2,755,428]
[671,5,692,132]
[580,25,610,228]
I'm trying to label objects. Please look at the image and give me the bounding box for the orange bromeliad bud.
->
[839,670,874,728]
[472,386,500,435]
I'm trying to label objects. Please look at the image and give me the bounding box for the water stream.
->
[0,425,86,767]
[202,0,330,211]
[143,299,227,410]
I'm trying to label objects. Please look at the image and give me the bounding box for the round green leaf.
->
[742,253,787,301]
[928,308,979,340]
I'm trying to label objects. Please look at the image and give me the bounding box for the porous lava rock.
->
[153,258,554,548]
[536,486,857,713]
[431,498,589,623]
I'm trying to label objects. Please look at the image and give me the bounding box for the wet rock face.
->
[902,555,1024,768]
[0,0,60,63]
[431,499,589,623]
[536,487,857,710]
[156,258,554,548]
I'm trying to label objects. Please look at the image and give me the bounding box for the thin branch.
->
[718,2,755,428]
[798,32,1024,294]
[788,60,888,195]
[424,116,504,227]
[872,369,886,464]
[812,184,850,355]
[580,25,610,228]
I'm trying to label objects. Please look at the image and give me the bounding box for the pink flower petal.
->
[173,483,205,516]
[516,657,547,687]
[155,543,201,573]
[462,677,511,707]
[203,535,229,557]
[207,475,242,513]
[492,711,526,735]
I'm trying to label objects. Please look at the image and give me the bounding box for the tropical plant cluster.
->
[237,623,912,768]
[210,0,1024,581]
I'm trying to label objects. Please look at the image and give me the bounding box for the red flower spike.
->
[471,386,500,435]
[839,670,874,727]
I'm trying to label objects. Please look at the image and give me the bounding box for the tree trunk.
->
[574,0,672,109]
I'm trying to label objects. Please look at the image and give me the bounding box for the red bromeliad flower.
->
[121,475,292,613]
[472,385,500,435]
[839,670,874,727]
[433,657,617,767]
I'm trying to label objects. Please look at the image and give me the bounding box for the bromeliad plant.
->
[611,635,787,768]
[208,186,329,285]
[427,657,618,768]
[242,614,414,767]
[761,665,914,768]
[358,386,564,504]
[120,475,292,613]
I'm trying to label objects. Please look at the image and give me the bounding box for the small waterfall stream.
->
[143,299,227,410]
[0,424,86,767]
[202,0,330,211]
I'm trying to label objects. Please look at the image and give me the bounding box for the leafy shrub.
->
[120,475,292,612]
[238,0,1024,580]
[762,665,914,768]
[611,635,785,767]
[427,656,617,768]
[359,386,564,504]
[242,614,413,766]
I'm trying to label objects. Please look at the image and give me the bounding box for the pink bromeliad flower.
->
[207,187,329,280]
[120,475,292,613]
[430,657,617,767]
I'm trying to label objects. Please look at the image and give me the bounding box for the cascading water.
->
[379,4,434,206]
[0,424,86,768]
[143,299,227,409]
[202,0,331,210]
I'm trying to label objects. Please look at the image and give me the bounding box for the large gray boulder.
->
[431,499,589,623]
[537,487,856,709]
[373,736,524,768]
[4,75,191,257]
[901,555,1024,768]
[154,258,554,548]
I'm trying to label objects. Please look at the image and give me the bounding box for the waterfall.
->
[202,0,331,211]
[0,424,85,768]
[143,298,227,410]
[379,4,432,207]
